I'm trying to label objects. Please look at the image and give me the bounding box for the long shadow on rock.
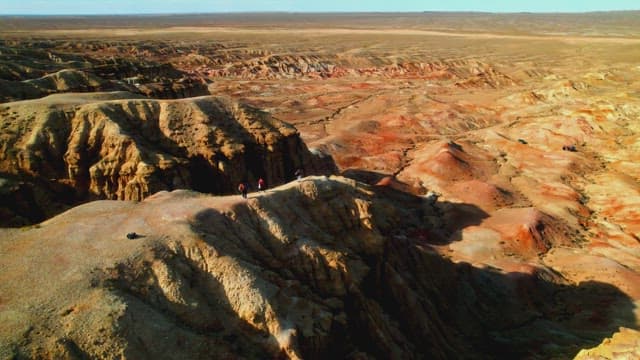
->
[342,168,490,245]
[342,169,390,185]
[342,168,418,193]
[79,178,636,359]
[0,171,79,226]
[171,178,637,359]
[381,238,638,359]
[436,200,490,244]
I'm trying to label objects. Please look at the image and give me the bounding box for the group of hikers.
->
[237,177,265,199]
[237,169,303,199]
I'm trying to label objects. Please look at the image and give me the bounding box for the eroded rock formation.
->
[0,93,334,225]
[0,41,209,102]
[0,177,633,359]
[1,13,640,358]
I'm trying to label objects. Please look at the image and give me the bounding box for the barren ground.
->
[1,12,640,358]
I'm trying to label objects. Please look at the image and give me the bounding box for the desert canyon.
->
[1,12,640,359]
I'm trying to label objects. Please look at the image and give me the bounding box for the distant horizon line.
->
[2,10,639,17]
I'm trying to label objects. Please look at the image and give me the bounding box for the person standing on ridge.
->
[294,168,303,181]
[238,182,248,199]
[258,177,266,192]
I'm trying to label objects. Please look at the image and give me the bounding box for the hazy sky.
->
[0,0,638,15]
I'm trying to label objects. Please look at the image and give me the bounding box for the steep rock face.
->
[0,177,634,359]
[0,93,334,225]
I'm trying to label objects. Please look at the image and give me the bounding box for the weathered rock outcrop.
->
[0,69,126,103]
[134,77,209,99]
[0,39,515,91]
[0,41,210,102]
[0,177,634,359]
[0,93,335,225]
[91,58,210,99]
[201,55,515,87]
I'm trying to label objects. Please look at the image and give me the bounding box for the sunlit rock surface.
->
[1,177,636,359]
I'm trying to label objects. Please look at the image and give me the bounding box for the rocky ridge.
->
[1,40,518,91]
[198,55,516,88]
[0,93,334,226]
[0,41,209,102]
[0,176,634,359]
